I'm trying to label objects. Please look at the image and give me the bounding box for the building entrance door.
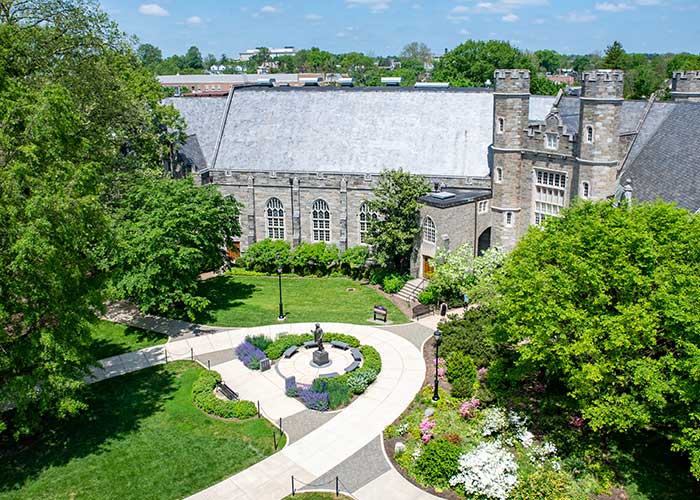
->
[423,255,434,278]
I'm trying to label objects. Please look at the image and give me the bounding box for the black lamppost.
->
[277,257,286,321]
[432,329,442,402]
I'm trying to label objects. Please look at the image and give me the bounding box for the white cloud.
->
[260,5,280,14]
[185,16,203,25]
[502,13,519,22]
[138,3,168,16]
[595,2,635,12]
[636,0,661,5]
[305,13,322,22]
[560,11,597,22]
[447,5,470,21]
[459,28,471,35]
[346,0,391,12]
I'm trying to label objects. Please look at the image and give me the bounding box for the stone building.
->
[168,70,700,276]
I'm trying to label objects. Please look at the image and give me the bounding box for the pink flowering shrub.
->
[459,398,481,418]
[437,367,446,378]
[420,417,436,443]
[569,416,585,428]
[477,367,488,381]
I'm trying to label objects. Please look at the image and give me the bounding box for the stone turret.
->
[578,70,624,164]
[671,71,700,102]
[491,69,530,251]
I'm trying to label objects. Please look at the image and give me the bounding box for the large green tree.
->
[490,200,700,477]
[367,169,429,272]
[601,40,628,70]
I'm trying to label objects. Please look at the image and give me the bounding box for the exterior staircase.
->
[396,278,428,303]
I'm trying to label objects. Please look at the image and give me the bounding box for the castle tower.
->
[671,71,700,102]
[491,69,530,251]
[577,70,624,200]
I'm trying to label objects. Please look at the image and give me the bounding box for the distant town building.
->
[157,73,327,95]
[239,46,297,61]
[547,74,575,86]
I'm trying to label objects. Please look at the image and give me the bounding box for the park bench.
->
[331,340,349,350]
[217,382,239,401]
[283,345,299,358]
[373,305,388,323]
[412,303,434,319]
[344,360,361,373]
[319,372,339,378]
[303,340,317,349]
[350,348,363,362]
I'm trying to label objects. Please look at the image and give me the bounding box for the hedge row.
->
[263,332,362,360]
[191,370,257,419]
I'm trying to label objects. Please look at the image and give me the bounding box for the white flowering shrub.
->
[528,440,561,470]
[481,407,509,436]
[449,441,518,499]
[517,429,534,448]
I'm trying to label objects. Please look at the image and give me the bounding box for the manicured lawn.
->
[193,275,408,327]
[0,362,284,500]
[88,319,167,359]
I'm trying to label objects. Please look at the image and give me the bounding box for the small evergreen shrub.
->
[415,439,462,488]
[360,345,382,372]
[326,379,351,409]
[245,334,272,352]
[446,351,477,385]
[382,273,410,294]
[450,376,474,399]
[510,468,573,500]
[418,284,439,304]
[191,370,257,419]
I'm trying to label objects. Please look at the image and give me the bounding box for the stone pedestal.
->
[312,349,329,367]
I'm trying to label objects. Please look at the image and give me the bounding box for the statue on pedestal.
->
[311,323,329,367]
[312,323,325,351]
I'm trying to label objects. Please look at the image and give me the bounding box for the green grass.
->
[192,275,408,327]
[0,362,284,500]
[88,319,167,359]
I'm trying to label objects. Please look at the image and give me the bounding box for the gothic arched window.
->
[586,126,594,143]
[359,202,377,244]
[423,216,436,244]
[497,117,505,134]
[312,199,331,242]
[266,198,285,240]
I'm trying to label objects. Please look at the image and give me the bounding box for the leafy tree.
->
[535,49,563,74]
[433,40,533,87]
[340,245,370,279]
[490,200,700,478]
[367,169,429,272]
[203,53,217,70]
[667,52,700,76]
[137,43,162,68]
[107,175,240,319]
[572,55,592,74]
[184,45,203,69]
[290,242,340,276]
[530,74,565,96]
[400,41,432,64]
[601,40,627,70]
[239,239,291,273]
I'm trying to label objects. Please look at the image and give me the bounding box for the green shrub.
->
[368,267,392,285]
[326,379,351,409]
[340,245,370,279]
[418,284,439,304]
[382,273,410,294]
[240,239,291,274]
[360,345,382,372]
[291,242,340,276]
[191,370,257,419]
[345,369,378,394]
[415,439,462,488]
[510,468,574,500]
[439,308,497,368]
[446,351,477,385]
[264,334,313,360]
[450,376,474,399]
[324,333,361,348]
[245,334,272,352]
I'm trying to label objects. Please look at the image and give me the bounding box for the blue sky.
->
[100,1,699,57]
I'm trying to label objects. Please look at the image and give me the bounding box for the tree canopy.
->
[489,200,700,478]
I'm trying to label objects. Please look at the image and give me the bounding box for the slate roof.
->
[163,96,227,168]
[419,189,492,208]
[620,101,700,212]
[544,97,648,135]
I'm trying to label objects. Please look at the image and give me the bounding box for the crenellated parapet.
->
[581,70,624,99]
[494,69,531,94]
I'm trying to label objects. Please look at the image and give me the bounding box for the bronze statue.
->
[312,323,325,351]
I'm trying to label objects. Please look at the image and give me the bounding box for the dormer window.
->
[545,133,559,150]
[497,117,505,134]
[495,167,503,183]
[586,126,594,143]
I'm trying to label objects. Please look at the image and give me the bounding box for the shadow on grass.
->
[0,365,177,492]
[193,277,257,324]
[613,432,700,500]
[88,325,166,360]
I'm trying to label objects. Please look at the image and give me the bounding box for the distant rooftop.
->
[419,190,492,208]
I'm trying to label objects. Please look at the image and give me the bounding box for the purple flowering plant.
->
[235,341,266,370]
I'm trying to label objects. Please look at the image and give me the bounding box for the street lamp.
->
[432,329,442,402]
[277,257,286,321]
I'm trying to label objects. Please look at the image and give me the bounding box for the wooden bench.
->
[373,305,388,323]
[350,348,363,362]
[331,340,349,350]
[283,345,299,358]
[344,360,361,373]
[412,303,434,319]
[303,340,317,349]
[217,382,239,401]
[319,372,339,379]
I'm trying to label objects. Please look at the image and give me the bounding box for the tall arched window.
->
[586,126,594,143]
[359,202,377,244]
[312,199,331,242]
[497,117,505,134]
[266,198,285,240]
[423,216,436,244]
[495,167,503,183]
[582,181,590,198]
